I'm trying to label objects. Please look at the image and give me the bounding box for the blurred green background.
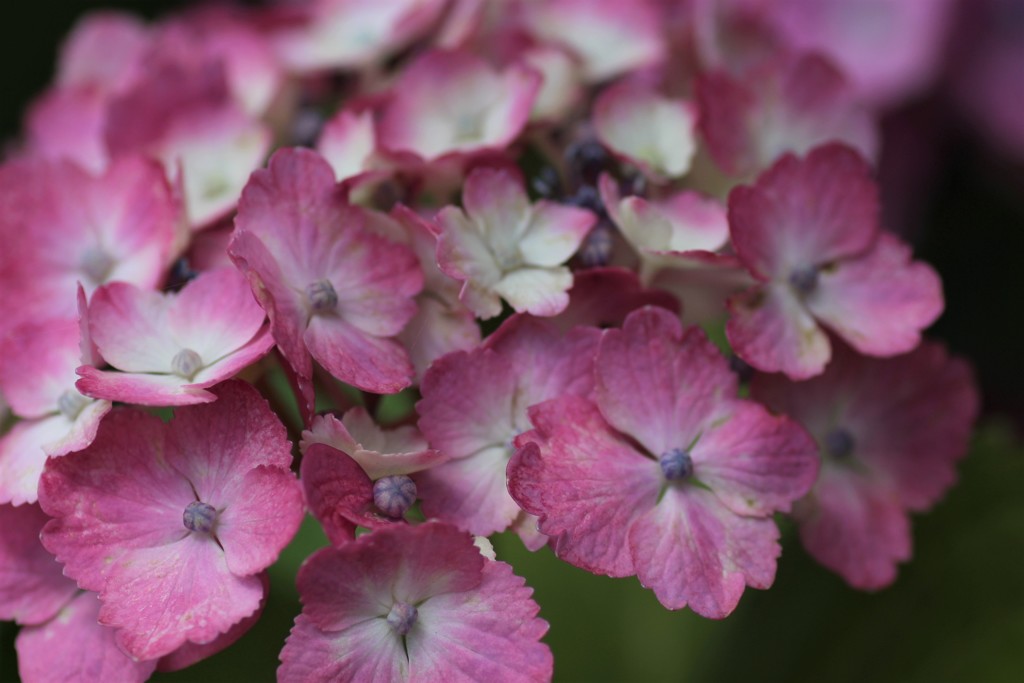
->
[1,2,1022,681]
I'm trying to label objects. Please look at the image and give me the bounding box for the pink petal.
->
[595,307,737,456]
[628,486,780,617]
[508,396,662,577]
[0,416,76,506]
[549,267,680,332]
[301,443,392,541]
[728,143,879,280]
[0,319,83,418]
[410,560,552,682]
[88,283,179,372]
[16,591,157,683]
[492,267,573,317]
[794,467,910,590]
[304,315,414,394]
[0,504,77,625]
[806,233,943,357]
[518,200,595,267]
[278,614,408,683]
[76,367,217,406]
[726,283,831,379]
[418,445,523,537]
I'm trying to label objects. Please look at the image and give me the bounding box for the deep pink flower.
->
[417,314,600,543]
[77,267,273,406]
[278,522,552,682]
[434,167,596,318]
[0,156,180,337]
[38,381,304,660]
[0,319,110,505]
[509,307,818,617]
[751,341,979,589]
[230,147,423,417]
[300,409,448,543]
[726,143,943,379]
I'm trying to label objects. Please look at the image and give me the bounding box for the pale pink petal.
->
[411,560,552,682]
[0,319,81,418]
[88,283,178,373]
[166,267,267,361]
[492,267,573,317]
[25,87,109,174]
[418,445,521,537]
[806,234,943,357]
[16,591,157,683]
[726,283,831,379]
[509,397,662,577]
[397,296,481,382]
[628,487,780,617]
[595,307,737,456]
[0,504,77,625]
[594,81,697,180]
[317,108,377,182]
[728,144,879,280]
[0,417,72,506]
[518,201,596,267]
[57,11,147,92]
[76,368,217,406]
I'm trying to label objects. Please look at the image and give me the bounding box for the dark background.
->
[1,2,1021,681]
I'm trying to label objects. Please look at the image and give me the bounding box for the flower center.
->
[183,501,218,534]
[386,601,418,636]
[659,448,694,481]
[305,279,338,314]
[373,475,417,519]
[171,348,203,380]
[57,389,90,421]
[824,427,855,459]
[788,264,819,295]
[81,247,115,285]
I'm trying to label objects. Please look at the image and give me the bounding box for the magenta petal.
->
[509,397,661,577]
[76,367,217,406]
[807,234,943,357]
[410,560,552,682]
[104,538,265,660]
[218,466,305,576]
[728,144,879,279]
[726,283,831,379]
[16,591,157,683]
[0,504,77,625]
[418,445,523,537]
[629,487,780,618]
[301,443,391,541]
[595,307,737,456]
[693,401,818,516]
[794,468,910,591]
[304,315,413,394]
[0,319,82,417]
[278,614,408,683]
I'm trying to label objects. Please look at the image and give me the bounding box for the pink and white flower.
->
[278,522,552,682]
[76,267,273,406]
[38,381,304,660]
[509,307,819,617]
[435,167,596,318]
[726,143,943,379]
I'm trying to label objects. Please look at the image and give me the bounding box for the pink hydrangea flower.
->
[0,156,180,337]
[593,80,698,181]
[509,307,819,617]
[38,381,304,660]
[417,314,600,543]
[376,50,540,164]
[726,143,943,379]
[0,319,111,505]
[0,504,78,625]
[300,409,448,544]
[435,167,596,318]
[278,522,552,682]
[230,147,423,417]
[752,341,979,589]
[76,266,273,406]
[697,53,878,178]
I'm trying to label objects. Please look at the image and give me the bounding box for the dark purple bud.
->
[305,279,338,314]
[386,601,418,636]
[531,165,562,199]
[566,139,612,186]
[788,265,819,295]
[373,475,417,518]
[728,353,755,383]
[565,184,606,217]
[659,448,694,481]
[183,501,218,534]
[578,219,614,268]
[824,428,855,459]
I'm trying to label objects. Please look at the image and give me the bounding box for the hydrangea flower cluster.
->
[1,1,982,680]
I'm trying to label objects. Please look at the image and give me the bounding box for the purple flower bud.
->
[788,264,820,296]
[386,601,418,636]
[171,348,203,379]
[373,475,417,518]
[659,447,694,481]
[183,501,218,534]
[824,427,855,459]
[305,279,338,314]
